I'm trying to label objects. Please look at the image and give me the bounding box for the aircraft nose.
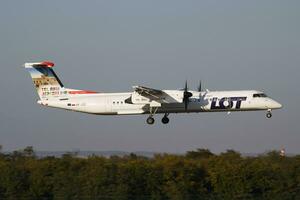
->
[270,100,282,109]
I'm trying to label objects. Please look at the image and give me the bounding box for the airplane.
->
[24,61,282,125]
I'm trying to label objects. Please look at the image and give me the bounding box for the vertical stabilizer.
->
[24,61,65,100]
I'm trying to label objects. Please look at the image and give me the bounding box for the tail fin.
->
[24,61,65,99]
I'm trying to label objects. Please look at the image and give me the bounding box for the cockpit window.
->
[253,93,268,98]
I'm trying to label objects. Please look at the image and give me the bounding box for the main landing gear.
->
[161,113,170,124]
[146,117,155,125]
[266,109,272,118]
[146,114,170,125]
[146,107,158,125]
[146,107,170,125]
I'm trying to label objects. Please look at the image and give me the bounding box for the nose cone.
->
[270,100,283,109]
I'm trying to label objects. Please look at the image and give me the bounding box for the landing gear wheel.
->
[266,112,272,118]
[146,117,155,125]
[146,107,158,125]
[161,117,169,124]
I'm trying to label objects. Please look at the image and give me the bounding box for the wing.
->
[132,86,183,105]
[133,86,163,99]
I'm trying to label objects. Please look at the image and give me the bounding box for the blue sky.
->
[0,0,299,153]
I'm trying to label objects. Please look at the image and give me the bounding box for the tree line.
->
[0,147,299,200]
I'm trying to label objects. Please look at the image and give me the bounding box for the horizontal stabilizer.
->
[24,61,54,68]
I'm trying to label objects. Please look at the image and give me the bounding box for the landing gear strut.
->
[146,107,158,125]
[266,110,272,118]
[161,113,170,124]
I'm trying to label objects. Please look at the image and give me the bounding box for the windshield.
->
[253,93,268,98]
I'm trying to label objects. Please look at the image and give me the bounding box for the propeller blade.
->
[184,98,188,110]
[197,80,202,92]
[183,80,192,110]
[185,80,188,92]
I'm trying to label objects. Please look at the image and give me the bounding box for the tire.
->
[161,117,169,124]
[266,112,272,118]
[146,117,155,125]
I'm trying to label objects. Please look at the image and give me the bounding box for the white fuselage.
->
[39,90,282,115]
[24,61,282,124]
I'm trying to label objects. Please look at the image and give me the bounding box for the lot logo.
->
[211,97,247,110]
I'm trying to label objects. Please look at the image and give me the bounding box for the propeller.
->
[183,80,193,110]
[197,80,202,92]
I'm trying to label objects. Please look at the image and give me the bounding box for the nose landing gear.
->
[266,110,272,118]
